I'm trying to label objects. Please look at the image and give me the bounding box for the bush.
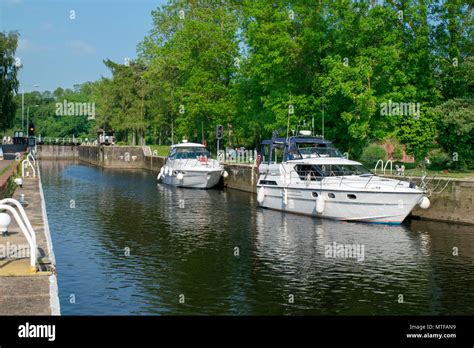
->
[393,144,403,161]
[360,144,387,167]
[428,149,449,170]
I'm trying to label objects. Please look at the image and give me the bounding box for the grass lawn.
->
[148,145,171,157]
[380,168,474,179]
[402,169,474,179]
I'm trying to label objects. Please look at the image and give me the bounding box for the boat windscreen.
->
[170,147,210,159]
[296,144,343,158]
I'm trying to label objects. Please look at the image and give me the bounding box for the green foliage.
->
[360,144,387,167]
[431,98,474,169]
[10,86,95,139]
[9,0,473,159]
[0,31,20,131]
[397,108,438,162]
[428,149,450,169]
[393,144,403,161]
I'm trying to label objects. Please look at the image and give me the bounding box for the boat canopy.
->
[260,136,343,163]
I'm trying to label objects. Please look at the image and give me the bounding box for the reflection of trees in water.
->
[252,210,474,314]
[407,220,474,314]
[41,161,474,314]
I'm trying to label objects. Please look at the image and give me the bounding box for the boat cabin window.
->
[294,164,371,179]
[294,164,324,180]
[169,147,210,160]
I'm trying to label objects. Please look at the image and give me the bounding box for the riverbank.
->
[0,157,60,315]
[37,144,474,225]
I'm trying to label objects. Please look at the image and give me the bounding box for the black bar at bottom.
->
[0,316,472,346]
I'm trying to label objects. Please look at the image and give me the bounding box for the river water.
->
[39,161,474,315]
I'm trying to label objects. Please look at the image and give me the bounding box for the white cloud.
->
[68,40,95,55]
[17,38,46,52]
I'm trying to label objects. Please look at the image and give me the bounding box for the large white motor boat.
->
[256,134,430,224]
[158,141,227,189]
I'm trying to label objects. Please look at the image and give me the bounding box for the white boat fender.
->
[177,172,184,181]
[316,195,325,214]
[223,170,229,178]
[257,187,265,204]
[282,188,288,206]
[157,167,164,181]
[418,196,430,209]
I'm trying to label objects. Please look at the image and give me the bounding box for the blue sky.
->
[1,0,166,92]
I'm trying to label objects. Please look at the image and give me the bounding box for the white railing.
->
[374,159,384,174]
[27,152,36,166]
[22,158,36,178]
[224,149,257,164]
[384,160,393,174]
[0,198,36,245]
[0,200,37,269]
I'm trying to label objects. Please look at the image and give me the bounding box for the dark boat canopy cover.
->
[260,136,343,162]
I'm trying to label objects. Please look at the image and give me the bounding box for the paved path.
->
[0,160,59,315]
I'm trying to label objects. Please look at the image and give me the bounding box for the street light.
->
[21,84,39,134]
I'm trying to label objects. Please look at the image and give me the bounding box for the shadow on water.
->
[39,161,474,315]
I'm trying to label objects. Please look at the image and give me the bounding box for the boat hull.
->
[162,169,222,189]
[257,186,423,224]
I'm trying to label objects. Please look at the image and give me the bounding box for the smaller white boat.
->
[158,141,227,189]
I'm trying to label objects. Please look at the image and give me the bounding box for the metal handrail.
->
[374,159,384,174]
[27,152,36,166]
[0,198,37,245]
[0,204,37,269]
[384,160,393,174]
[21,158,36,178]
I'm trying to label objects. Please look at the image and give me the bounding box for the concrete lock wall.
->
[411,178,474,225]
[38,145,78,159]
[38,145,474,225]
[78,146,144,169]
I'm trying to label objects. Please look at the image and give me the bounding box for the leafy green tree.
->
[0,31,20,131]
[431,98,473,169]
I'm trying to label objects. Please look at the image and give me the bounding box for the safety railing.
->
[22,158,36,178]
[374,159,384,174]
[384,160,393,174]
[0,199,37,269]
[27,152,36,166]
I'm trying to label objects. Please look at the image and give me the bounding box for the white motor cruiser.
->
[256,133,430,224]
[158,141,227,189]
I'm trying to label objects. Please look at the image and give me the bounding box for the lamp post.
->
[21,84,39,134]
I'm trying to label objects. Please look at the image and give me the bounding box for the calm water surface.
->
[39,161,474,315]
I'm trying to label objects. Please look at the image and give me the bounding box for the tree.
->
[0,31,20,131]
[431,98,474,169]
[139,0,239,148]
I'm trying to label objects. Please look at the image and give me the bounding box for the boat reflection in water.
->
[253,208,474,314]
[39,161,474,315]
